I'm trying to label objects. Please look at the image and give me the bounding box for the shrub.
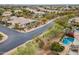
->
[14,42,38,55]
[50,42,64,52]
[0,34,3,40]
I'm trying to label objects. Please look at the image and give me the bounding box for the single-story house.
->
[14,9,22,13]
[7,16,36,27]
[74,30,79,40]
[2,11,12,16]
[69,17,79,26]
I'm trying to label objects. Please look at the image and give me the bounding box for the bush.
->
[14,42,38,55]
[0,34,3,40]
[50,42,64,52]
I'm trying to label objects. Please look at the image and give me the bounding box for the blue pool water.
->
[62,37,74,45]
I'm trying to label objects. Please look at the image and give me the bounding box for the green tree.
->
[14,23,20,29]
[0,34,3,40]
[0,8,4,15]
[50,42,64,52]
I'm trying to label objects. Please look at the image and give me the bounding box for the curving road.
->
[0,19,55,55]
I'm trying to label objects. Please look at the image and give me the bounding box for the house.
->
[2,11,12,16]
[70,17,79,26]
[2,17,9,21]
[74,30,79,40]
[14,9,22,13]
[7,16,36,27]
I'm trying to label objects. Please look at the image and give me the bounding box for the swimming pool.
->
[62,37,74,45]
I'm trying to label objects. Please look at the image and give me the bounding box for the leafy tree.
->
[0,34,3,40]
[0,8,4,15]
[50,42,64,52]
[14,23,20,29]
